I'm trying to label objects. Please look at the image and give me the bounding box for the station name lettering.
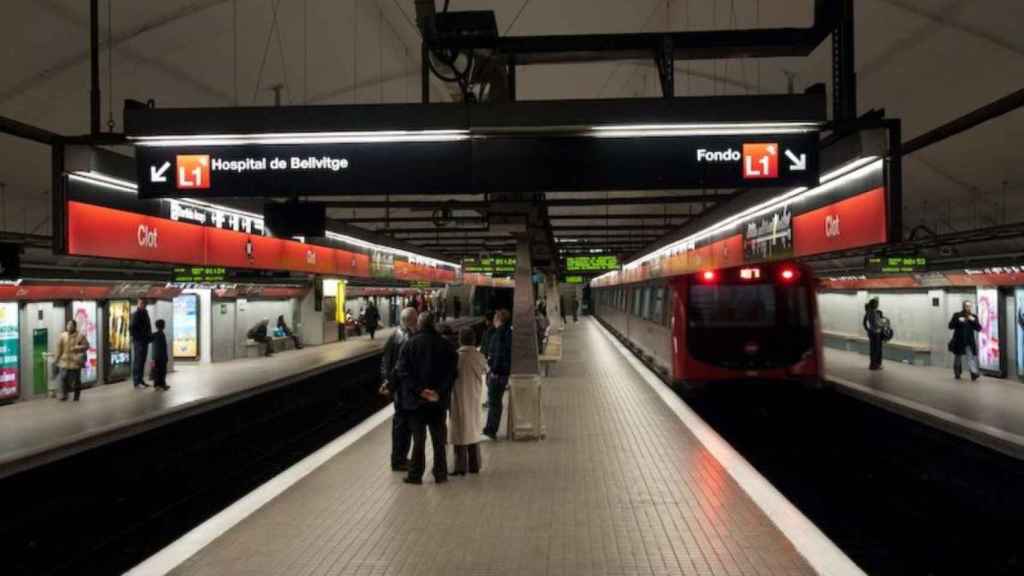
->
[210,156,349,174]
[696,148,741,162]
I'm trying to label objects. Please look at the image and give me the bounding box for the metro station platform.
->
[825,349,1024,459]
[0,328,402,480]
[133,318,862,576]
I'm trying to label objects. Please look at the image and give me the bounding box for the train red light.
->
[701,270,717,282]
[780,268,797,281]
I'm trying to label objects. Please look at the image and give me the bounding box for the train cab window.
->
[689,284,776,327]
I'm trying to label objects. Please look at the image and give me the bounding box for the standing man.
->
[483,309,513,440]
[380,307,417,471]
[151,319,170,390]
[453,296,462,319]
[396,313,458,485]
[364,301,381,340]
[862,297,884,370]
[571,294,579,323]
[949,301,983,381]
[130,298,152,388]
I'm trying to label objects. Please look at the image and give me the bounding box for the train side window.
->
[641,286,652,320]
[652,287,665,324]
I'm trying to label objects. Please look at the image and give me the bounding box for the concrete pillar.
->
[510,235,539,376]
[545,273,563,332]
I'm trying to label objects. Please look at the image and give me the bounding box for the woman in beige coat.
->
[450,327,489,475]
[57,319,89,402]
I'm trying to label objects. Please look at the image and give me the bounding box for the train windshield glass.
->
[689,285,776,327]
[688,284,811,328]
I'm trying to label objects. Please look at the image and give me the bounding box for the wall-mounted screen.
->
[976,287,1001,373]
[173,294,199,359]
[566,255,620,272]
[0,302,19,400]
[106,300,132,382]
[71,300,99,384]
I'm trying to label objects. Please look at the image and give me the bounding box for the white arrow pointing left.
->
[150,161,171,183]
[784,150,807,171]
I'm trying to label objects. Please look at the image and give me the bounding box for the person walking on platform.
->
[483,309,513,440]
[571,294,579,322]
[949,301,983,381]
[365,301,381,339]
[479,311,496,358]
[450,328,488,475]
[150,319,170,390]
[57,319,89,402]
[130,298,153,388]
[453,296,462,319]
[862,297,885,370]
[276,315,303,349]
[380,307,417,471]
[397,313,458,484]
[247,318,273,357]
[560,295,567,325]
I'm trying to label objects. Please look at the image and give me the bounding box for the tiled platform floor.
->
[826,348,1024,458]
[167,318,815,576]
[0,328,398,478]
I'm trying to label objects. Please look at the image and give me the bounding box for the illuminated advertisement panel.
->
[106,300,132,382]
[0,302,19,400]
[1016,288,1024,379]
[173,294,199,359]
[976,287,1001,374]
[71,300,99,384]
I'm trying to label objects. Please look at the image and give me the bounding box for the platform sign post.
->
[0,302,19,400]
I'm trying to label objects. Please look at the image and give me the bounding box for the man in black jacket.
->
[151,319,170,390]
[483,309,513,440]
[949,301,983,381]
[396,312,458,484]
[380,307,417,471]
[129,298,152,388]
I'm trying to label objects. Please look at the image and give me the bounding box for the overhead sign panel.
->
[462,256,516,274]
[136,141,471,199]
[566,255,620,272]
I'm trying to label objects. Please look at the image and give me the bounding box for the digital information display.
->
[173,294,199,359]
[463,256,516,274]
[866,256,927,274]
[0,302,19,400]
[71,300,99,384]
[173,266,229,283]
[566,255,620,272]
[976,287,1001,374]
[564,275,585,284]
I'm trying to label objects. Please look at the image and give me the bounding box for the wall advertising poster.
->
[1016,287,1024,379]
[173,295,199,358]
[976,287,1001,373]
[0,302,19,400]
[71,300,99,384]
[107,300,132,380]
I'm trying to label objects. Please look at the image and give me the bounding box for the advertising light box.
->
[566,255,620,272]
[106,300,132,382]
[976,287,1002,374]
[1016,288,1024,379]
[71,300,99,384]
[173,294,199,359]
[0,302,19,400]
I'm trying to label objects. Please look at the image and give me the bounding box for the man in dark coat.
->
[483,309,513,440]
[151,319,170,390]
[380,307,417,471]
[129,298,152,388]
[247,318,273,356]
[364,301,381,339]
[396,312,458,484]
[949,300,982,380]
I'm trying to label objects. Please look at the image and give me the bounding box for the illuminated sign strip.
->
[601,156,882,281]
[67,170,459,270]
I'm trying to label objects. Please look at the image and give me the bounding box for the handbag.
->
[947,339,956,353]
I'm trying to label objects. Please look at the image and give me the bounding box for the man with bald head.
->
[380,307,418,471]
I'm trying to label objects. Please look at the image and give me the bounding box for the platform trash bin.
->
[508,374,545,440]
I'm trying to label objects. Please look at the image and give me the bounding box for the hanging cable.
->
[233,0,238,105]
[253,0,283,103]
[353,0,358,103]
[106,0,113,131]
[272,0,290,104]
[303,0,308,104]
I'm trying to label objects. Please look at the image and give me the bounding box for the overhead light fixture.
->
[69,171,138,193]
[588,121,820,138]
[131,129,471,147]
[623,156,883,270]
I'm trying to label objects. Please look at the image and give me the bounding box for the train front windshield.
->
[687,277,814,369]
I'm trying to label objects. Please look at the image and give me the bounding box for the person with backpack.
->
[862,297,888,370]
[948,301,982,381]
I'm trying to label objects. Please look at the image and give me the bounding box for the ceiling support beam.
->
[319,195,727,210]
[902,87,1024,156]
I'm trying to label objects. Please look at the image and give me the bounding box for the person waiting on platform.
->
[276,315,303,349]
[862,297,886,370]
[56,319,89,402]
[247,318,273,357]
[948,301,982,381]
[571,294,579,323]
[364,301,381,339]
[451,327,488,475]
[130,298,153,388]
[150,319,170,390]
[479,311,496,359]
[380,307,418,471]
[483,309,513,440]
[396,312,458,485]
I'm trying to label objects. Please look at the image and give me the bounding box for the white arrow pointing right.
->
[784,150,807,171]
[150,161,171,183]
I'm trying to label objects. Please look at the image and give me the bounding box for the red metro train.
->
[593,262,823,394]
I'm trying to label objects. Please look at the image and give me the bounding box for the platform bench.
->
[539,333,563,377]
[244,336,296,358]
[822,330,932,366]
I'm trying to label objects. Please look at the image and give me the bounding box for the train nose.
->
[743,341,760,355]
